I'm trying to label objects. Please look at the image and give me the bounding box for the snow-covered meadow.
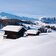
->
[0,30,56,56]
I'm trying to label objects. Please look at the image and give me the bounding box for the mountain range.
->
[0,12,56,24]
[41,17,56,24]
[0,12,38,21]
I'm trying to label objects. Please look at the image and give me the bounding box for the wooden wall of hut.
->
[4,28,26,39]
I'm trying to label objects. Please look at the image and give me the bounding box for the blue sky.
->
[0,0,56,18]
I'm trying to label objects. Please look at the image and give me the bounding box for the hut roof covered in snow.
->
[1,25,23,32]
[25,29,39,34]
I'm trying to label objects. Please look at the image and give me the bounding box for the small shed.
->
[24,29,40,36]
[1,25,26,39]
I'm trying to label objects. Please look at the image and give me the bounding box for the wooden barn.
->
[1,25,26,39]
[24,29,40,36]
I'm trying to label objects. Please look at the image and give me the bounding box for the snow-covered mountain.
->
[0,12,38,21]
[41,17,56,24]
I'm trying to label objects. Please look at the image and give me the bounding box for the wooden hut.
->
[24,29,40,36]
[1,25,26,39]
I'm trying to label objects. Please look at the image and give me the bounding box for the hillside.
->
[0,31,56,56]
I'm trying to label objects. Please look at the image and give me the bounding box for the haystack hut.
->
[24,29,40,36]
[1,25,26,39]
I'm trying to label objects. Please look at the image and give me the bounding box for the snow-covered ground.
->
[0,31,56,56]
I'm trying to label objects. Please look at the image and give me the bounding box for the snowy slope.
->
[0,31,56,56]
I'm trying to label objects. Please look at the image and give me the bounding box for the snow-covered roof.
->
[1,25,23,32]
[25,29,38,34]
